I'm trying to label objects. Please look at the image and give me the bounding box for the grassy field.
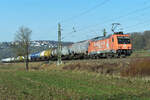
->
[130,50,150,58]
[0,60,150,100]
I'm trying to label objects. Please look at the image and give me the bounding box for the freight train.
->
[1,31,132,63]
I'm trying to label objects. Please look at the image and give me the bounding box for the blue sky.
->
[0,0,150,42]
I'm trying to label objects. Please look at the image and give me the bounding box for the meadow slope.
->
[0,59,150,100]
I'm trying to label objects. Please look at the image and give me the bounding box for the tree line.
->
[130,30,150,50]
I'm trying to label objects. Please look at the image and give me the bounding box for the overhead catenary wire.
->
[62,3,150,41]
[47,1,150,42]
[48,0,111,41]
[126,19,150,29]
[79,18,150,40]
[61,0,111,23]
[125,19,150,32]
[85,4,150,31]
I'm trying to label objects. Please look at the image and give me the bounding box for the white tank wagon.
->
[68,40,90,59]
[1,57,16,63]
[69,40,89,54]
[61,46,70,55]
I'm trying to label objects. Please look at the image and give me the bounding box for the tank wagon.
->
[30,50,52,61]
[69,40,89,59]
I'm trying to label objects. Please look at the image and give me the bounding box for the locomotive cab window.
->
[117,36,130,44]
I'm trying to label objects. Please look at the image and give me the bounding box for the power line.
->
[50,0,110,41]
[81,18,150,39]
[85,4,150,30]
[125,19,150,32]
[61,0,110,23]
[46,0,109,40]
[62,4,150,40]
[126,20,150,29]
[52,0,150,42]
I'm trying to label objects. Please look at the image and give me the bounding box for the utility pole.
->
[57,23,62,65]
[103,28,107,37]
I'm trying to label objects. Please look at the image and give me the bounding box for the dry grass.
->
[130,50,150,58]
[121,58,150,77]
[1,57,150,78]
[61,58,150,78]
[62,59,129,76]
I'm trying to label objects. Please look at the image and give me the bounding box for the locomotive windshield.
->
[117,36,130,44]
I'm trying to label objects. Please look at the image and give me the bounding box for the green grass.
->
[0,64,150,100]
[131,50,150,57]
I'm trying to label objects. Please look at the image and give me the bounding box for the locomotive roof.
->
[71,32,128,43]
[90,33,129,41]
[75,34,113,43]
[91,34,112,41]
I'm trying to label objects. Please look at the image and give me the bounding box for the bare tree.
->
[14,26,32,70]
